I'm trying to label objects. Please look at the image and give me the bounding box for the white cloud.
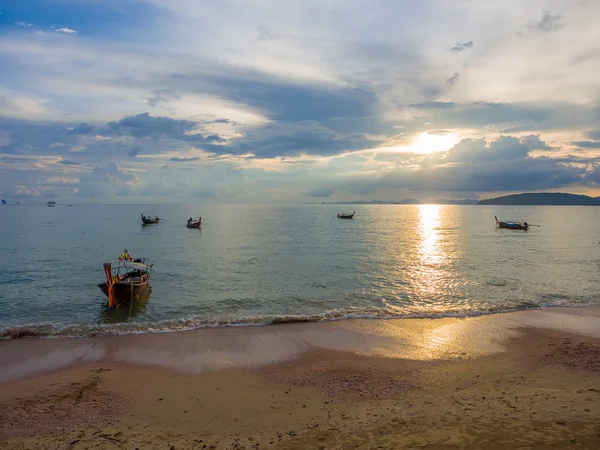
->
[55,27,77,34]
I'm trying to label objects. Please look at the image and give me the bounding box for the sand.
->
[1,307,600,449]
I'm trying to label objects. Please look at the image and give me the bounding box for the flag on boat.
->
[118,249,133,262]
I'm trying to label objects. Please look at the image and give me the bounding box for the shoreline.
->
[2,307,600,448]
[2,306,600,384]
[2,302,599,340]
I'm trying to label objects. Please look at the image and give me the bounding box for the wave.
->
[1,300,594,340]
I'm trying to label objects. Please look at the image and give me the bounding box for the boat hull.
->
[186,222,201,228]
[98,280,151,307]
[338,214,354,219]
[497,223,528,230]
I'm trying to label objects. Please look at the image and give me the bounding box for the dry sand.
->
[1,308,600,449]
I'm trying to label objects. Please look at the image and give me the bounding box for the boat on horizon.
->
[98,249,152,308]
[337,212,355,219]
[495,216,528,231]
[186,217,202,229]
[46,200,56,207]
[141,214,160,225]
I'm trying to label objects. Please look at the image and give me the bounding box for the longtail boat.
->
[495,216,528,231]
[337,212,355,219]
[141,214,160,225]
[186,217,202,228]
[98,249,152,308]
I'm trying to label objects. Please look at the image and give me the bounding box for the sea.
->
[1,204,599,338]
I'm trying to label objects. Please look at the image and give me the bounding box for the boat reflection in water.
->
[99,287,151,324]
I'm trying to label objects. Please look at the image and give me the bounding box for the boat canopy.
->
[123,262,149,271]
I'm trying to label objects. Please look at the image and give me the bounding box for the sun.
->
[412,131,459,154]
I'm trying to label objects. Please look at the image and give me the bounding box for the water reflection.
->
[418,204,442,265]
[412,205,451,307]
[99,288,151,324]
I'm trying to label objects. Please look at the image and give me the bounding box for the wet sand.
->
[1,307,600,449]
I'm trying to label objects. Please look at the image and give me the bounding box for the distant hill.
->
[478,193,600,206]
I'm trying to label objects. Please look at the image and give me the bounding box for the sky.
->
[1,0,600,204]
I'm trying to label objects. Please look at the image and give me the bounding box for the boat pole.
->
[103,263,114,308]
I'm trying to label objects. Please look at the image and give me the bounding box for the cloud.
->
[446,73,460,86]
[68,123,94,135]
[521,134,551,150]
[2,1,600,203]
[445,136,530,163]
[449,41,473,53]
[256,25,279,42]
[586,131,600,141]
[76,163,139,198]
[537,12,563,32]
[169,156,200,162]
[56,27,77,34]
[45,177,79,185]
[572,141,600,149]
[304,187,334,197]
[108,113,197,138]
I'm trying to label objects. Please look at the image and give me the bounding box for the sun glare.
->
[412,132,458,154]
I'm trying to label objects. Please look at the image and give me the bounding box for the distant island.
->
[478,193,600,206]
[1,199,6,205]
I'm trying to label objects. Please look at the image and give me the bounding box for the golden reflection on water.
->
[412,205,449,302]
[418,204,442,265]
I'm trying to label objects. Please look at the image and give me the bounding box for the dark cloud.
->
[304,187,334,198]
[449,41,473,53]
[108,112,197,138]
[345,184,377,195]
[59,160,79,165]
[586,130,600,140]
[169,156,200,162]
[171,73,377,126]
[147,89,181,107]
[521,134,552,150]
[68,123,94,135]
[537,12,563,32]
[379,157,582,192]
[424,102,552,132]
[331,136,586,195]
[572,141,600,149]
[227,121,382,158]
[409,102,456,109]
[446,73,460,86]
[445,136,530,163]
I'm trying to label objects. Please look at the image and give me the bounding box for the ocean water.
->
[1,204,599,337]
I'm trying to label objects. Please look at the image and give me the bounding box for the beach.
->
[2,307,600,449]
